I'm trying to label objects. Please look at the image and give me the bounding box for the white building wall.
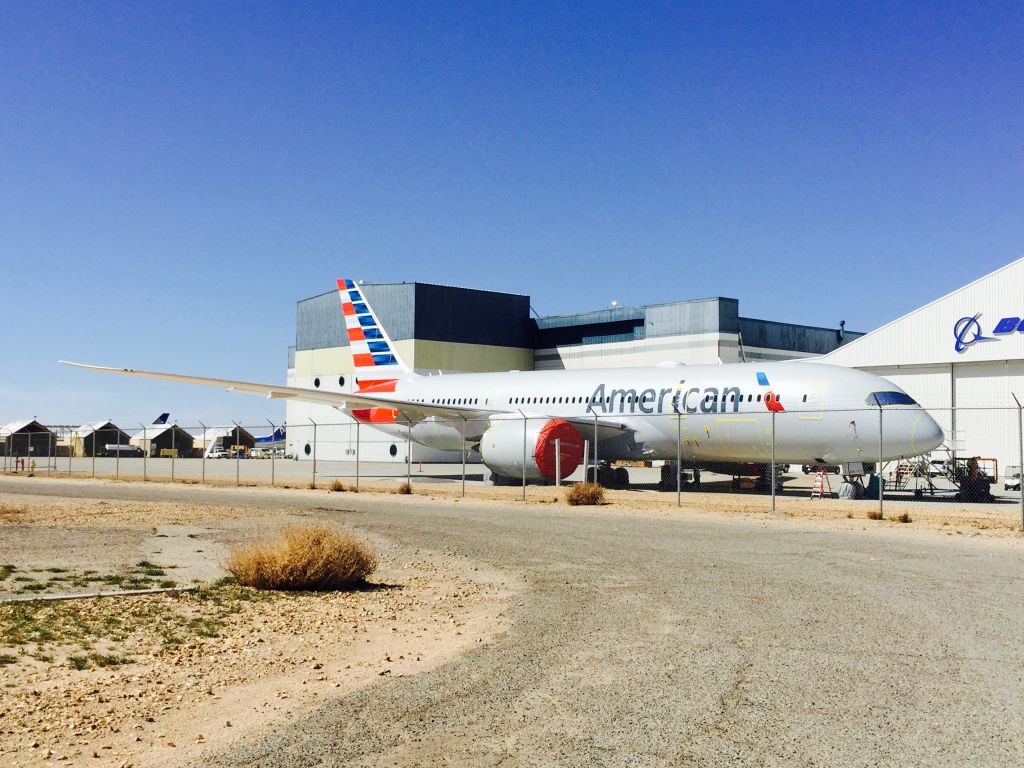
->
[820,258,1024,472]
[536,332,815,370]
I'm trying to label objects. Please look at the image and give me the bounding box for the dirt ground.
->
[0,492,514,768]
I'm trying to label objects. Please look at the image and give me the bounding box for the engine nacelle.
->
[480,418,583,482]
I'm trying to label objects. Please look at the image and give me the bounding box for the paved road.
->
[5,479,1023,766]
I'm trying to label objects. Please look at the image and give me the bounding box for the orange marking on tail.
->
[352,353,374,367]
[347,327,366,342]
[341,301,356,316]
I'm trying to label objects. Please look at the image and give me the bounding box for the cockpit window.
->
[866,391,917,406]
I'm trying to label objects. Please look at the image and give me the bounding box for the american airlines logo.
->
[953,314,1024,353]
[588,376,783,415]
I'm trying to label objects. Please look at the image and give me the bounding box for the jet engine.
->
[480,418,583,482]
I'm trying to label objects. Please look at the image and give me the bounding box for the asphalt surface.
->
[5,479,1024,767]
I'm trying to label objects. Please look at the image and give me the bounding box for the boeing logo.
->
[953,313,1024,353]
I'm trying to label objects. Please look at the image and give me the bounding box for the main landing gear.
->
[587,463,630,488]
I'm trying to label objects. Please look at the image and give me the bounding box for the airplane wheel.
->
[614,467,629,487]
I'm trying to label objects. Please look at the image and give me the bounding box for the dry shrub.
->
[307,482,317,490]
[396,482,413,495]
[330,479,346,492]
[895,512,912,524]
[866,510,884,520]
[566,482,605,506]
[225,524,377,591]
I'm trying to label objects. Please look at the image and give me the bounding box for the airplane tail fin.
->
[153,412,170,425]
[336,279,411,381]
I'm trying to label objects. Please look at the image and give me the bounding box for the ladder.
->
[811,470,833,499]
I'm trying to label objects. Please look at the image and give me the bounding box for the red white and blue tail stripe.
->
[337,279,410,376]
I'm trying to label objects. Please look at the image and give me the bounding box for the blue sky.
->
[1,1,1021,426]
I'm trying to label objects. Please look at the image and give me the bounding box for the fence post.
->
[877,403,884,519]
[1013,394,1024,531]
[199,421,207,484]
[47,431,52,474]
[354,420,360,491]
[140,424,147,482]
[555,437,561,487]
[593,414,599,483]
[770,410,776,512]
[521,413,527,500]
[677,410,682,506]
[309,418,317,488]
[266,420,275,488]
[68,427,72,476]
[91,427,96,478]
[406,418,412,488]
[233,420,241,487]
[461,417,467,498]
[171,423,176,482]
[112,425,120,480]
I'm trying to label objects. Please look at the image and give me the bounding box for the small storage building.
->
[198,426,256,457]
[0,420,58,458]
[130,425,195,458]
[72,421,133,457]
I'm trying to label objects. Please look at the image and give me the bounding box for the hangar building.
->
[286,283,858,462]
[820,257,1024,471]
[131,424,195,458]
[72,421,132,457]
[0,420,58,459]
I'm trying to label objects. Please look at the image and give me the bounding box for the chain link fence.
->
[2,405,1021,526]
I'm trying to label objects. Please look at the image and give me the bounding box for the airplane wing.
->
[61,361,642,443]
[59,361,488,422]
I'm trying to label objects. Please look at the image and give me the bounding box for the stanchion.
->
[309,418,317,488]
[200,421,207,484]
[233,421,241,487]
[1013,394,1023,531]
[878,404,884,519]
[267,420,275,487]
[771,410,776,513]
[521,412,527,500]
[139,423,147,482]
[406,419,412,487]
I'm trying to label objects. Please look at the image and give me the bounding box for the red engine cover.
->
[534,419,583,481]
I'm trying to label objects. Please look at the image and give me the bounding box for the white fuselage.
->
[358,361,944,465]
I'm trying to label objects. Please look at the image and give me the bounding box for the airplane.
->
[62,278,945,489]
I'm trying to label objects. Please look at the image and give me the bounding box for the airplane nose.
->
[913,410,945,454]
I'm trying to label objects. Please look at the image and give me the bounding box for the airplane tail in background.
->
[152,412,170,424]
[336,279,411,384]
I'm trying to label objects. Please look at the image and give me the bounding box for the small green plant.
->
[0,564,16,581]
[330,479,346,492]
[68,655,90,670]
[0,653,18,666]
[91,652,129,667]
[396,482,413,495]
[566,482,605,506]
